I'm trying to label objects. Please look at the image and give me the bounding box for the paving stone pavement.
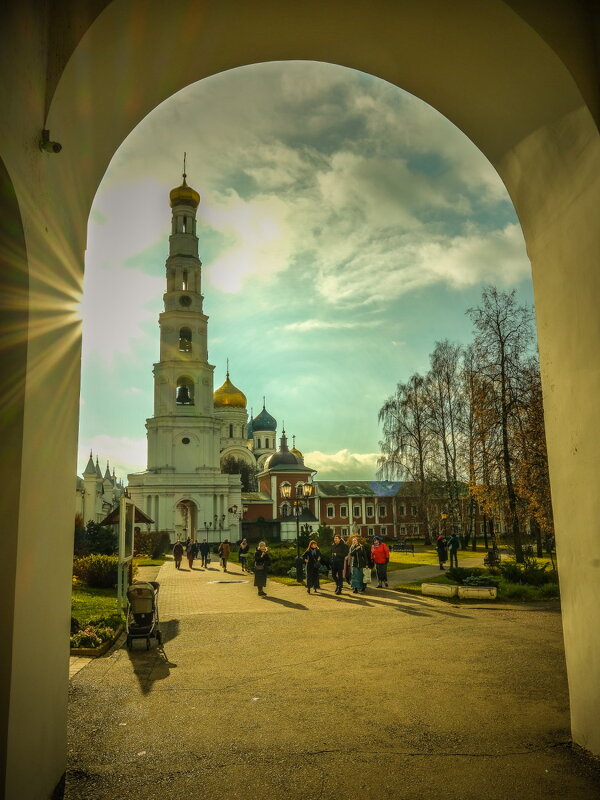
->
[65,555,600,800]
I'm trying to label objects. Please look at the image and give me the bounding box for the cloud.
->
[310,222,529,309]
[78,435,147,479]
[305,449,380,480]
[279,319,380,333]
[80,259,163,365]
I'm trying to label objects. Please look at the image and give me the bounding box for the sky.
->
[78,60,534,482]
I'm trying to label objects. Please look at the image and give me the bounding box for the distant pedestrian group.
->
[436,532,460,570]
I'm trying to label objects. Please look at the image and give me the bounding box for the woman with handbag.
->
[303,539,322,594]
[253,541,270,597]
[349,536,369,593]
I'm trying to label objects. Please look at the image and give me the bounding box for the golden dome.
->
[214,374,247,409]
[170,176,200,209]
[290,447,303,460]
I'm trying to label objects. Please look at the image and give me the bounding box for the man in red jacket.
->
[371,536,390,588]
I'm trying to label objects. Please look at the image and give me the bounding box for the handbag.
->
[363,566,372,583]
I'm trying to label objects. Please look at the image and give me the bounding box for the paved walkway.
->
[65,557,600,800]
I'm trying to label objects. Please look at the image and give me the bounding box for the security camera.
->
[39,129,62,153]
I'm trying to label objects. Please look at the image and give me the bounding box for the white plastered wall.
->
[0,1,598,797]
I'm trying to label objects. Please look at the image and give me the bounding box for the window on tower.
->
[182,216,187,233]
[182,270,188,291]
[257,438,262,449]
[179,327,192,352]
[229,424,233,438]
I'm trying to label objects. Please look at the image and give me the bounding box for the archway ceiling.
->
[48,0,591,231]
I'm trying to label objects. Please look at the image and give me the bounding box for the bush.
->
[72,555,119,588]
[446,567,489,584]
[463,574,501,587]
[134,531,171,559]
[70,623,115,648]
[498,558,557,586]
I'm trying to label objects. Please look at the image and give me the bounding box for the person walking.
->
[186,539,195,570]
[330,533,349,595]
[172,540,183,570]
[447,532,460,568]
[349,536,369,593]
[253,541,270,596]
[371,535,390,587]
[198,538,210,568]
[436,534,448,570]
[218,539,231,572]
[238,538,250,572]
[303,539,322,594]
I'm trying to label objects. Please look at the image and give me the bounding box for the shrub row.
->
[134,530,171,559]
[72,554,119,588]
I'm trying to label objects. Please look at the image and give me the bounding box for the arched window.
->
[182,270,188,291]
[280,503,290,518]
[229,423,233,438]
[296,482,304,497]
[179,327,192,352]
[257,438,262,449]
[175,376,194,405]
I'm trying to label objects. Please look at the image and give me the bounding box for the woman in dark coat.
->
[172,541,183,570]
[436,535,448,570]
[303,539,322,594]
[330,533,349,595]
[253,541,271,596]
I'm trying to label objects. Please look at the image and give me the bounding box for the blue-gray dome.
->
[253,405,277,432]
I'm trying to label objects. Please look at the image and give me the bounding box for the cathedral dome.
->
[170,176,200,209]
[253,405,277,431]
[214,374,247,408]
[265,450,300,469]
[264,430,300,469]
[290,447,303,460]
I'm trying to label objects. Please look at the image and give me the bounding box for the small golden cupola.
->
[213,367,247,409]
[170,155,200,209]
[290,435,304,463]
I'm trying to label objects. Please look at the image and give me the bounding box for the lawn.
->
[71,584,120,625]
[387,545,484,570]
[133,556,165,567]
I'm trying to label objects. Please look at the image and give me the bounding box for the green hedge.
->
[134,531,171,559]
[73,555,119,588]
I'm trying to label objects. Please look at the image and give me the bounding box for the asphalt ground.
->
[65,558,600,799]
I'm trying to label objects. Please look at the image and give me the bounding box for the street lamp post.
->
[280,482,313,582]
[441,511,448,538]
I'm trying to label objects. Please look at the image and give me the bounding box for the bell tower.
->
[145,160,220,473]
[127,162,243,540]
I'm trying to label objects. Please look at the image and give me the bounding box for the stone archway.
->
[1,3,598,797]
[175,499,198,542]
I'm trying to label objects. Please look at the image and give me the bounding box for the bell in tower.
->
[176,382,193,405]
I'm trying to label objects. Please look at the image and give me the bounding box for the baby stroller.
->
[126,581,162,650]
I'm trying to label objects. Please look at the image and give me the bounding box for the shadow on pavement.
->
[262,595,308,610]
[125,618,180,695]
